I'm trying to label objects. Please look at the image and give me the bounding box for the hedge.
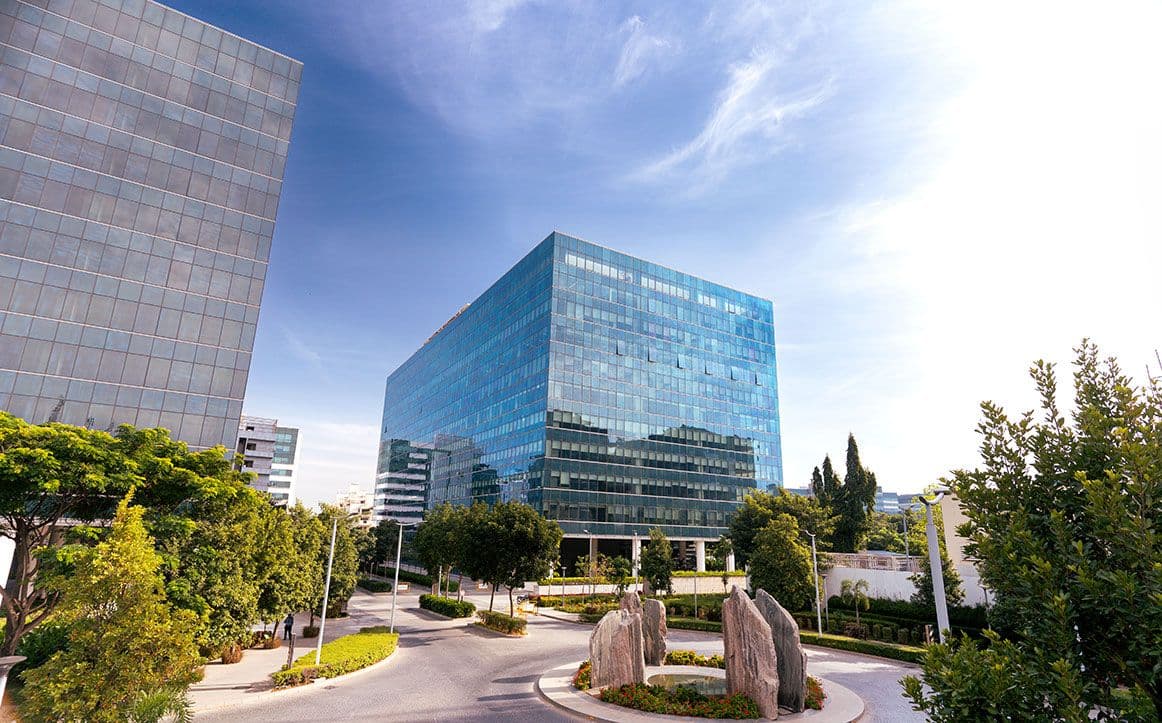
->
[667,617,723,633]
[539,576,641,585]
[419,594,476,618]
[383,567,460,592]
[357,578,392,593]
[665,649,724,668]
[827,595,987,629]
[476,610,527,635]
[672,570,746,578]
[271,626,399,687]
[800,632,925,664]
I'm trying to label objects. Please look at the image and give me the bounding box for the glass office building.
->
[377,232,782,565]
[0,0,301,449]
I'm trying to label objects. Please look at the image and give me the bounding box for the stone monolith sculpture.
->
[589,609,646,689]
[619,590,643,616]
[756,589,808,712]
[642,598,668,665]
[722,586,780,719]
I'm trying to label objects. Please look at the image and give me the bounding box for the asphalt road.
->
[195,590,924,722]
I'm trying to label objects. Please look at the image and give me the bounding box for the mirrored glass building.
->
[376,232,782,569]
[0,0,301,449]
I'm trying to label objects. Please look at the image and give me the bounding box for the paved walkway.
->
[189,589,403,714]
[194,588,924,721]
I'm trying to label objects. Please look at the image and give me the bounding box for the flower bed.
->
[271,626,399,688]
[573,660,592,690]
[599,683,761,718]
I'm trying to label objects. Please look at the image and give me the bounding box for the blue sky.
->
[168,0,1161,507]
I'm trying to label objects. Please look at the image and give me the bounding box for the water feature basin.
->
[647,672,727,696]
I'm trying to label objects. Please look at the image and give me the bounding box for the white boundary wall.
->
[824,565,989,606]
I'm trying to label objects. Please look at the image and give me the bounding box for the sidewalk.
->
[188,589,409,715]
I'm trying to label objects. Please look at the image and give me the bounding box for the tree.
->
[830,434,878,552]
[819,455,841,507]
[729,489,836,568]
[370,519,400,573]
[839,578,870,627]
[352,525,375,573]
[20,495,201,722]
[0,413,138,655]
[415,503,461,597]
[710,536,734,588]
[903,341,1161,719]
[639,528,673,595]
[609,556,634,597]
[462,501,562,615]
[287,503,325,626]
[316,505,359,617]
[862,512,905,552]
[909,545,964,609]
[748,514,815,611]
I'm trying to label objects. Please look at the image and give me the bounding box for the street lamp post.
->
[390,521,418,634]
[806,530,823,635]
[921,488,951,643]
[631,531,639,594]
[583,529,594,597]
[316,512,354,665]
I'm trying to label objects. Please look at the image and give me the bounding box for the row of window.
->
[6,1,298,135]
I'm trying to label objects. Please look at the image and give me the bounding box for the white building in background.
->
[336,483,375,528]
[237,416,299,506]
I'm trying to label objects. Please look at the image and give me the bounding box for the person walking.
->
[283,613,295,641]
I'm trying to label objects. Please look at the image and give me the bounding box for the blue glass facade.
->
[376,232,781,543]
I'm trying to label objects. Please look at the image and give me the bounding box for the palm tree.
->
[840,578,870,627]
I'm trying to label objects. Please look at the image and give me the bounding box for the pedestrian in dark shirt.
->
[283,613,294,640]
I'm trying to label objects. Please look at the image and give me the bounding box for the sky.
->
[167,0,1162,508]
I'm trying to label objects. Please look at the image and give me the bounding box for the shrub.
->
[827,595,988,630]
[357,578,393,593]
[806,676,825,710]
[897,628,910,645]
[383,567,459,592]
[261,635,282,650]
[667,617,722,633]
[220,643,243,664]
[665,650,725,669]
[14,621,70,678]
[801,632,925,664]
[272,626,399,688]
[476,610,527,635]
[419,594,476,618]
[842,622,868,640]
[599,683,760,718]
[301,625,320,638]
[573,660,591,690]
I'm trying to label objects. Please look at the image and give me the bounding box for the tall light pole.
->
[316,511,358,666]
[631,531,639,594]
[806,530,822,635]
[583,529,594,597]
[901,506,911,559]
[921,488,951,643]
[390,520,418,634]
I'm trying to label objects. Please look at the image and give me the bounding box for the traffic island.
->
[537,661,865,722]
[272,626,399,688]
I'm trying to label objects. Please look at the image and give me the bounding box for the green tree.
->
[819,455,841,506]
[910,545,964,608]
[729,489,836,569]
[639,528,674,595]
[370,519,400,574]
[863,512,905,552]
[839,578,870,627]
[609,556,634,597]
[0,413,138,655]
[831,434,877,552]
[462,501,562,615]
[903,341,1161,719]
[748,514,815,611]
[352,525,375,573]
[316,505,359,617]
[20,495,201,723]
[287,503,326,627]
[415,503,462,596]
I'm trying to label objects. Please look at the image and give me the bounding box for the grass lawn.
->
[271,626,399,687]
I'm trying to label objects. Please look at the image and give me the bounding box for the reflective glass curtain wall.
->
[0,0,301,449]
[377,233,782,541]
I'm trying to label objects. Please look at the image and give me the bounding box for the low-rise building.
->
[236,416,299,506]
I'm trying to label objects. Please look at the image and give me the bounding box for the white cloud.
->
[613,16,672,88]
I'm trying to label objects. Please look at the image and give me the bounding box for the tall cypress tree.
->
[810,465,825,501]
[832,434,878,552]
[820,455,841,506]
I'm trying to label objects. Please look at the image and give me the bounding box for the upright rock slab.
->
[619,590,643,616]
[642,598,668,665]
[756,589,808,713]
[589,609,646,689]
[723,586,780,719]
